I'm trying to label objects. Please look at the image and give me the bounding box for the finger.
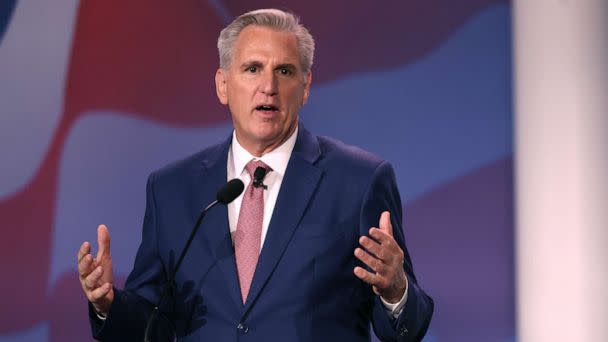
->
[354,248,386,274]
[84,265,103,290]
[78,254,95,278]
[78,242,91,263]
[88,282,112,302]
[369,228,401,261]
[379,211,393,237]
[362,233,399,265]
[359,236,383,259]
[96,224,111,260]
[354,266,390,290]
[368,227,393,246]
[353,266,379,286]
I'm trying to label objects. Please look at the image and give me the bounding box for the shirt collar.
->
[230,126,298,178]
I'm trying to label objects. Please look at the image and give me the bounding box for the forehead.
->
[232,25,301,66]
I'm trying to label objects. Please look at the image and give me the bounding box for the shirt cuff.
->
[94,307,107,321]
[380,277,409,319]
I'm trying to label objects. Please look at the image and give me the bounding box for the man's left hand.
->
[354,211,407,303]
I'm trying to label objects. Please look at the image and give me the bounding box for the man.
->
[77,8,433,341]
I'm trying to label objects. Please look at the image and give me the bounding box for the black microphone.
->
[216,178,246,205]
[144,178,244,342]
[252,166,268,189]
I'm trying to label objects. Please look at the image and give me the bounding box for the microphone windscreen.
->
[216,178,245,204]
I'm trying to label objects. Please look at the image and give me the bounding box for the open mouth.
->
[255,105,279,112]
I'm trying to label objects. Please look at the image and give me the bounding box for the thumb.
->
[379,211,393,237]
[97,224,111,259]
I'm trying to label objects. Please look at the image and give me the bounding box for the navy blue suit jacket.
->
[90,125,433,341]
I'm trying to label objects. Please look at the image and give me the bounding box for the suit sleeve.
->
[361,161,434,342]
[89,172,168,341]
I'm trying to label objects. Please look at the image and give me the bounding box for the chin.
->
[250,122,281,137]
[254,131,282,144]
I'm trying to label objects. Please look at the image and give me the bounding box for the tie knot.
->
[245,159,270,177]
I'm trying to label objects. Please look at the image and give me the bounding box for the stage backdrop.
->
[0,1,513,341]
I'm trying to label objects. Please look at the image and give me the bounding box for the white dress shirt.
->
[226,127,407,319]
[226,128,298,246]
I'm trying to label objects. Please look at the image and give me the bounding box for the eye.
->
[278,67,292,76]
[246,66,258,73]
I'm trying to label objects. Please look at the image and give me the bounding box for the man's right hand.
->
[78,224,115,317]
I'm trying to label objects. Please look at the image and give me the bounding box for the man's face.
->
[215,25,312,155]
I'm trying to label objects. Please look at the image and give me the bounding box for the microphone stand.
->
[143,200,219,342]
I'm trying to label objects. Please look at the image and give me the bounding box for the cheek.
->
[228,96,251,115]
[227,79,254,102]
[283,87,306,108]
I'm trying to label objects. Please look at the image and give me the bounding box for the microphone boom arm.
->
[143,178,244,341]
[143,200,218,342]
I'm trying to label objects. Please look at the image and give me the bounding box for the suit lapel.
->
[243,125,322,313]
[198,137,243,309]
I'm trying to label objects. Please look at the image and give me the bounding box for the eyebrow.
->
[239,61,299,71]
[240,60,263,69]
[274,63,297,71]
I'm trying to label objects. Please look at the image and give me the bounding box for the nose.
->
[259,69,278,96]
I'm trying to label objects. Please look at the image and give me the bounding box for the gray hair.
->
[217,9,315,73]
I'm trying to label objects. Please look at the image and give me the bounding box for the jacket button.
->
[236,322,249,334]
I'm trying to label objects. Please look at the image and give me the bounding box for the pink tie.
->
[234,160,270,303]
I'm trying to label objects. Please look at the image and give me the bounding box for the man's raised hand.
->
[77,224,114,316]
[353,211,407,303]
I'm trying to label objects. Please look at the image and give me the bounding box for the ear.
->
[302,71,312,105]
[215,68,228,105]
